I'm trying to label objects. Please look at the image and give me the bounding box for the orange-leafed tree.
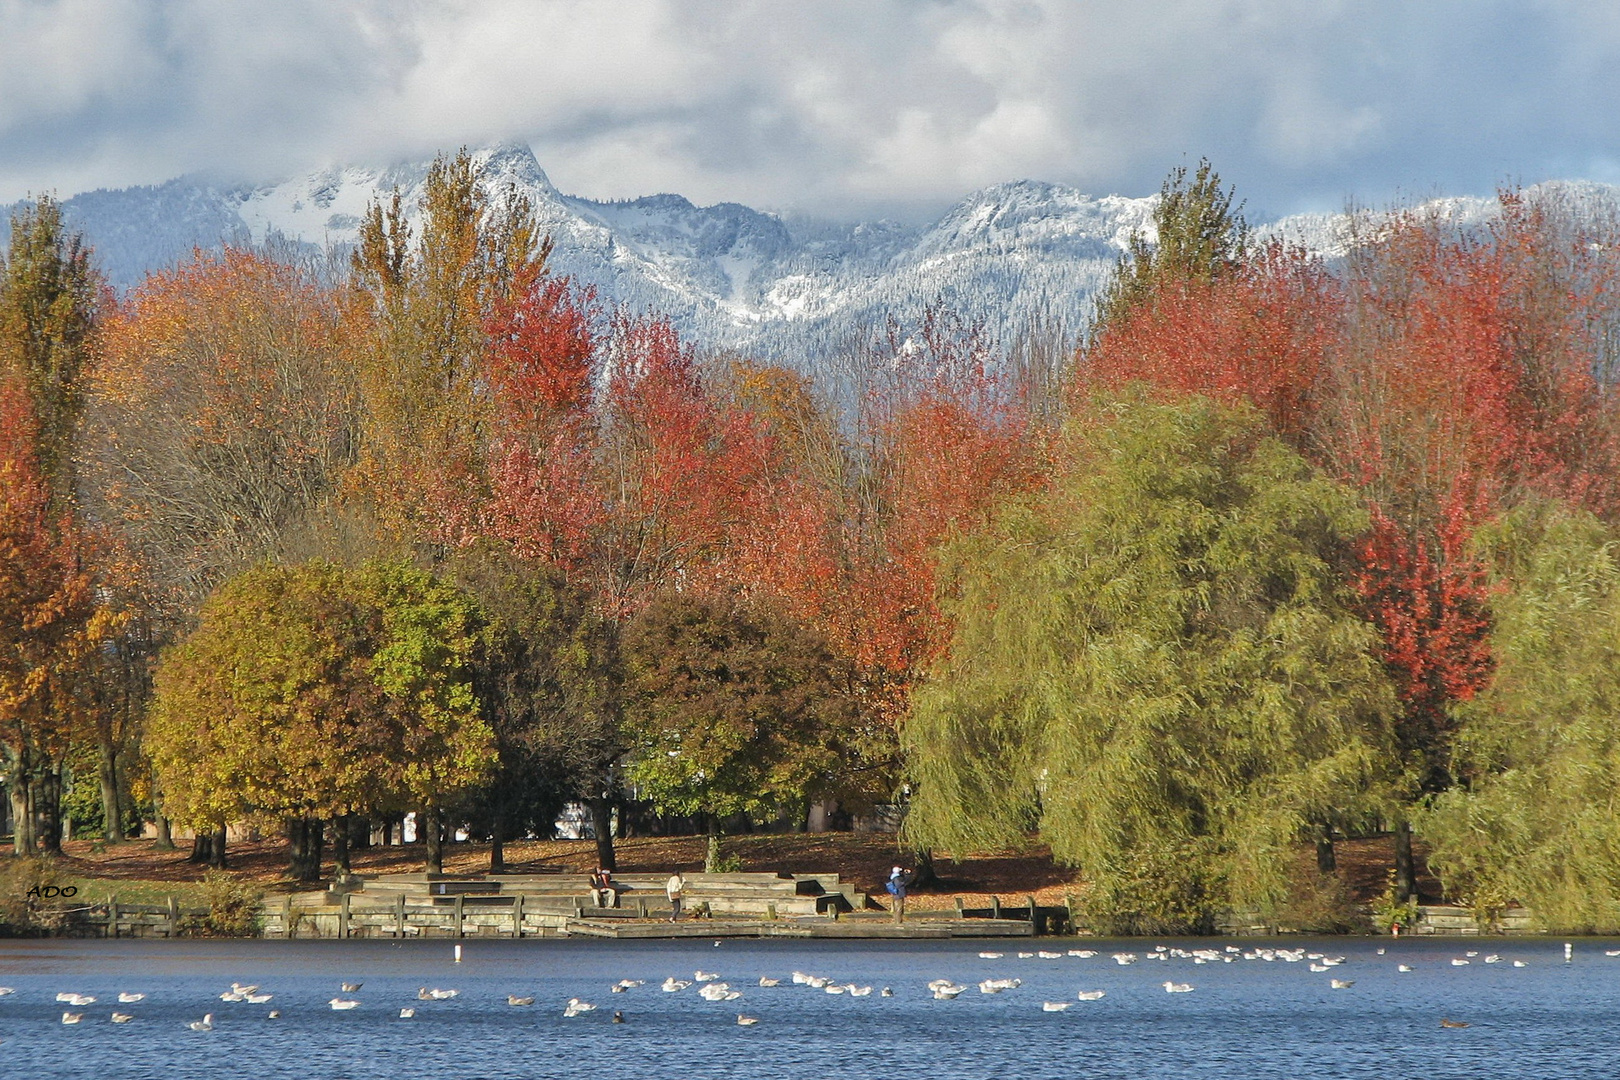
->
[0,381,101,854]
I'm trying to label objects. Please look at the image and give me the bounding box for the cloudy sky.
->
[1,0,1616,221]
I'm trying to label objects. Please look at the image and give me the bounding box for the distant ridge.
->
[8,144,1617,364]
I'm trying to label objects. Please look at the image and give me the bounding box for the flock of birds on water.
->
[4,939,1606,1035]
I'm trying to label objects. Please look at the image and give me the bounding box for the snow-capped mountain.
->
[6,143,1149,359]
[11,143,1616,363]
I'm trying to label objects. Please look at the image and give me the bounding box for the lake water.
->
[0,935,1611,1079]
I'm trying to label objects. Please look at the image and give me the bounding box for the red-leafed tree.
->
[1079,172,1620,898]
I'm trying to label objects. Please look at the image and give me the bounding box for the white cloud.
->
[2,0,1619,217]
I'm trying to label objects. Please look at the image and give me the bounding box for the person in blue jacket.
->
[886,866,911,923]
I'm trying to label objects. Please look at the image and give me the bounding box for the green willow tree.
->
[148,559,493,879]
[1092,158,1247,335]
[904,396,1397,932]
[623,592,852,871]
[1421,503,1620,932]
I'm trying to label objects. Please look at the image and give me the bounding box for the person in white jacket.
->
[666,872,685,921]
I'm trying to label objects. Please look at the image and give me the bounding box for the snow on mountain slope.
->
[13,143,1614,364]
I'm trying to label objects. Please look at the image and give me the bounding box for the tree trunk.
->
[209,825,227,869]
[154,815,174,850]
[9,780,32,856]
[910,847,938,889]
[38,767,61,854]
[589,797,616,871]
[704,818,721,873]
[807,800,837,833]
[424,807,443,875]
[188,830,212,864]
[489,812,506,874]
[286,818,323,881]
[1316,830,1337,874]
[332,815,350,877]
[1393,819,1416,903]
[349,815,371,850]
[98,739,123,843]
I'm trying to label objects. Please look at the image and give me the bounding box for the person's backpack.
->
[885,878,900,896]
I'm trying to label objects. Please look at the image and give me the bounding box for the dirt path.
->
[52,831,1439,908]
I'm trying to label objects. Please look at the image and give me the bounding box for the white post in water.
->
[1565,942,1573,963]
[454,944,463,963]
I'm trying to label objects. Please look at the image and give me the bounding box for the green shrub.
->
[201,869,263,937]
[0,858,74,936]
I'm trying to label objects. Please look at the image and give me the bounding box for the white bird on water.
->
[758,977,780,987]
[246,993,272,1004]
[979,952,1003,959]
[1113,953,1137,965]
[1163,982,1194,994]
[117,992,145,1004]
[341,982,362,992]
[1398,965,1414,972]
[1041,1002,1071,1012]
[329,998,361,1010]
[737,1014,759,1026]
[1076,990,1106,1001]
[507,995,534,1007]
[694,971,720,982]
[187,1014,214,1032]
[1330,979,1355,990]
[110,1012,134,1024]
[1513,960,1529,968]
[61,1012,83,1025]
[399,1008,415,1019]
[1451,959,1470,966]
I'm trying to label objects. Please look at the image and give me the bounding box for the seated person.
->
[589,866,617,908]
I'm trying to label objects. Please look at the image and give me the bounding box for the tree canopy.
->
[904,396,1397,931]
[148,560,493,843]
[1421,502,1620,931]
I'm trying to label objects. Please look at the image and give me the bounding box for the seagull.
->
[1076,990,1106,1001]
[246,993,272,1004]
[848,986,872,997]
[881,988,893,997]
[1113,953,1137,965]
[661,978,692,992]
[1512,960,1529,968]
[1484,955,1501,964]
[1440,1018,1470,1029]
[1330,979,1355,989]
[1017,952,1035,959]
[1069,950,1097,958]
[1451,959,1470,966]
[1398,964,1414,972]
[694,971,720,982]
[0,987,12,995]
[1465,951,1478,958]
[1309,963,1331,973]
[57,993,95,1005]
[737,1014,759,1026]
[219,991,246,1002]
[932,986,965,1000]
[612,1011,625,1023]
[61,1012,83,1025]
[329,998,361,1010]
[1041,1002,1071,1011]
[267,1010,281,1019]
[1038,951,1064,960]
[187,1014,214,1031]
[758,977,780,987]
[978,952,1004,959]
[111,1012,134,1023]
[341,982,362,992]
[425,988,458,1000]
[507,995,534,1007]
[230,984,258,995]
[563,999,596,1018]
[1163,982,1194,993]
[117,993,145,1004]
[1376,948,1386,955]
[400,1008,416,1018]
